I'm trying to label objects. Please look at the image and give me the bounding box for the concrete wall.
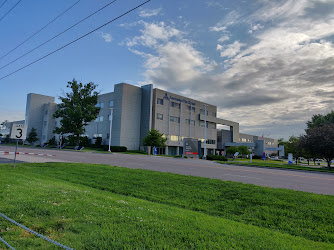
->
[152,88,217,150]
[140,84,153,146]
[25,93,55,144]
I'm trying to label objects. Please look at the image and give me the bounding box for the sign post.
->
[10,124,27,168]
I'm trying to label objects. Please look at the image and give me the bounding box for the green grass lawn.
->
[0,163,334,249]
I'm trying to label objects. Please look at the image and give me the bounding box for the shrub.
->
[95,137,102,146]
[80,136,90,147]
[103,145,127,152]
[252,155,262,159]
[48,137,57,146]
[206,154,228,161]
[127,150,148,154]
[174,155,182,158]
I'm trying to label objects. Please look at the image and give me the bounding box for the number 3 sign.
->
[10,124,27,140]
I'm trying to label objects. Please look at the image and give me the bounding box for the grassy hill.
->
[0,163,333,249]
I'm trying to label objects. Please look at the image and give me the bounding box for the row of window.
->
[157,98,216,117]
[95,115,113,122]
[165,135,216,144]
[157,113,216,128]
[95,101,114,108]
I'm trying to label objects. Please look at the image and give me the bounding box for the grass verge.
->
[219,161,334,173]
[0,163,333,249]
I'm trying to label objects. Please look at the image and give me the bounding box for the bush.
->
[252,155,262,159]
[206,154,228,161]
[48,137,57,146]
[95,137,102,146]
[80,136,90,147]
[174,155,182,158]
[103,145,127,152]
[127,150,148,154]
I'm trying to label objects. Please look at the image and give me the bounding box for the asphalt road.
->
[1,145,333,195]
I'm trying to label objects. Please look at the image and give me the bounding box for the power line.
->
[0,0,23,24]
[0,0,152,81]
[0,0,81,61]
[0,0,117,70]
[0,0,9,11]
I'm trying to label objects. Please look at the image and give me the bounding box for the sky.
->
[1,0,334,139]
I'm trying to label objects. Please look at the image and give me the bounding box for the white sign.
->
[10,124,27,140]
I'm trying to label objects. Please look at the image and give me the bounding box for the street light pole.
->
[204,104,207,159]
[108,108,114,152]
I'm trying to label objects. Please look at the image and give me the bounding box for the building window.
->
[206,139,216,144]
[108,115,112,121]
[43,121,47,126]
[42,135,46,140]
[170,135,179,141]
[170,116,180,123]
[200,109,208,115]
[212,112,216,117]
[109,100,114,107]
[107,133,109,139]
[187,106,195,112]
[211,123,216,129]
[157,113,163,120]
[55,121,57,126]
[96,102,104,108]
[95,116,104,122]
[242,138,247,142]
[200,121,205,127]
[93,134,102,139]
[185,119,195,125]
[44,110,48,115]
[171,102,180,109]
[157,98,163,105]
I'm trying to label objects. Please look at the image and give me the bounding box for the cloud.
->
[217,41,246,58]
[139,8,162,17]
[100,32,112,43]
[218,35,229,42]
[125,2,334,139]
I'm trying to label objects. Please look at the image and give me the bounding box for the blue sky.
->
[1,0,334,139]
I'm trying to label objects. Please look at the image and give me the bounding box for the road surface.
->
[1,145,333,195]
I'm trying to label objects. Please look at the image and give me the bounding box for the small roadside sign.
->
[10,124,27,140]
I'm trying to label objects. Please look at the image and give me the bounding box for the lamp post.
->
[108,108,114,152]
[203,104,207,159]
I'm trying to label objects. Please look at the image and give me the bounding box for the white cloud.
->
[125,1,334,138]
[100,32,112,43]
[219,41,246,58]
[218,35,229,42]
[209,25,226,32]
[139,8,162,17]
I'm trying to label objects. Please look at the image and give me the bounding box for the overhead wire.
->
[0,0,9,11]
[0,0,23,23]
[0,0,152,81]
[0,0,81,61]
[0,0,118,70]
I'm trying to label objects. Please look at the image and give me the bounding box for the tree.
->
[299,124,334,169]
[237,146,251,156]
[279,136,299,155]
[306,110,334,131]
[142,129,167,154]
[226,146,238,156]
[26,127,39,144]
[0,120,8,129]
[53,79,100,146]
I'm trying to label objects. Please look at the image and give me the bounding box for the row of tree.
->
[279,111,334,169]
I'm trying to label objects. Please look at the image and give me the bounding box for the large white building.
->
[23,82,280,156]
